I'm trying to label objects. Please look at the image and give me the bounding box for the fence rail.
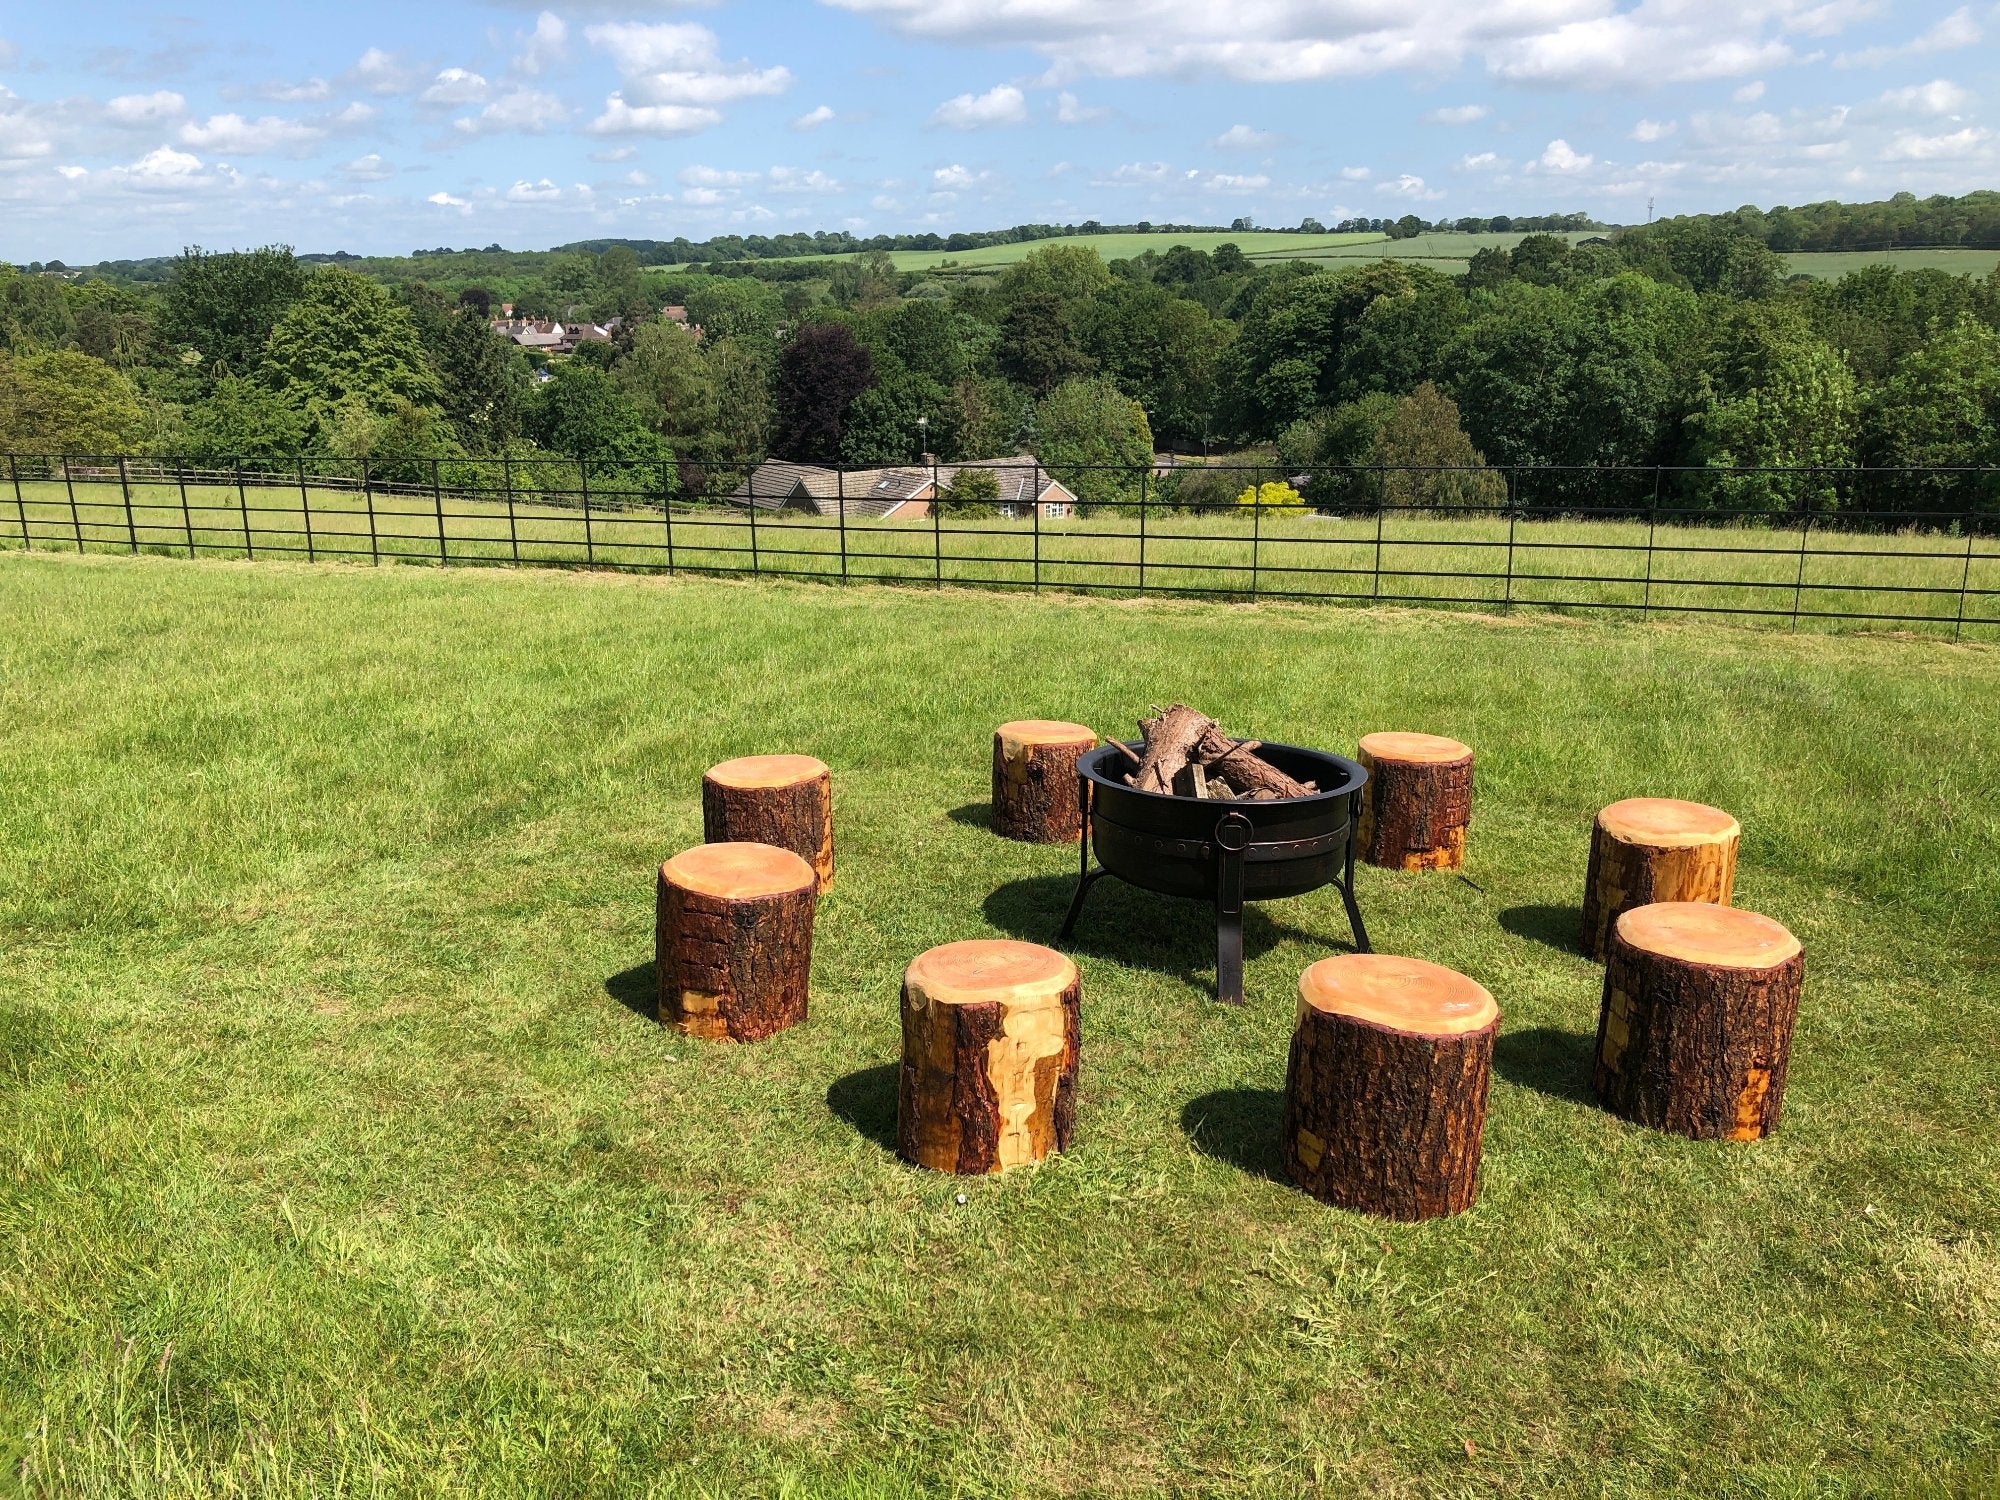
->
[3,454,1995,639]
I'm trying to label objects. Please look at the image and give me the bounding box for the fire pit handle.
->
[1214,811,1253,1005]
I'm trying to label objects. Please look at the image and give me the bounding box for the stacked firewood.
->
[1108,704,1319,801]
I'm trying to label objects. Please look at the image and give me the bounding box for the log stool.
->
[1595,902,1803,1141]
[992,720,1097,842]
[656,842,817,1042]
[702,754,834,892]
[1580,797,1739,960]
[896,940,1081,1175]
[1281,954,1498,1220]
[1355,733,1474,871]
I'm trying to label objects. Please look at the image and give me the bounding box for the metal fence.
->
[3,454,1995,638]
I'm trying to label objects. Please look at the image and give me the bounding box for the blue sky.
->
[2,1,1996,260]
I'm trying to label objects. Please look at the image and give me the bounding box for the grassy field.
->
[1782,248,2000,281]
[5,477,1994,637]
[2,552,1997,1497]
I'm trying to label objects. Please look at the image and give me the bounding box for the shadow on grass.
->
[984,873,1333,996]
[1180,1088,1286,1184]
[1498,904,1584,954]
[603,962,658,1024]
[827,1062,898,1153]
[946,803,992,830]
[1493,1025,1597,1105]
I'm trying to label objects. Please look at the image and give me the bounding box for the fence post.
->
[1502,468,1517,614]
[175,457,194,558]
[580,459,594,569]
[363,458,379,566]
[1371,469,1384,604]
[432,457,447,565]
[64,457,84,553]
[118,455,138,553]
[1250,478,1261,600]
[836,467,847,583]
[234,458,252,559]
[1032,462,1042,593]
[501,453,519,565]
[746,471,758,578]
[932,457,942,590]
[1642,467,1660,619]
[1137,464,1148,596]
[9,455,29,551]
[298,455,314,563]
[662,458,675,575]
[1955,513,1976,641]
[1790,505,1811,631]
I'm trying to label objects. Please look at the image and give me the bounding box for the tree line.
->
[2,191,1998,519]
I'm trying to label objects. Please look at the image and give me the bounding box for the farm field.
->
[1241,229,1605,273]
[1780,247,2000,280]
[5,478,1995,637]
[2,552,1997,1496]
[688,230,1390,275]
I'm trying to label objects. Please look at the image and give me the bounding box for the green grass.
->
[6,478,1995,638]
[3,551,1999,1496]
[1782,248,2000,280]
[684,231,1390,276]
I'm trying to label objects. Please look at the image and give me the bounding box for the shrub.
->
[1234,480,1307,515]
[939,465,1001,516]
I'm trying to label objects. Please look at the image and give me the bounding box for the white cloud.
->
[1632,118,1678,142]
[1055,91,1108,124]
[105,91,186,126]
[421,69,491,107]
[1535,138,1595,172]
[455,89,567,135]
[0,37,16,69]
[1459,151,1501,169]
[1836,6,1980,66]
[515,12,568,75]
[506,177,563,202]
[585,22,791,122]
[0,100,53,166]
[932,162,990,189]
[1376,172,1443,199]
[349,47,426,96]
[179,112,325,156]
[1426,104,1488,125]
[1734,80,1766,102]
[931,84,1027,129]
[340,153,394,182]
[1885,125,1990,159]
[1339,165,1371,180]
[1203,172,1269,191]
[427,189,471,210]
[1213,123,1277,149]
[260,78,332,103]
[1878,79,1971,115]
[1093,160,1171,186]
[792,103,836,130]
[681,164,759,186]
[768,165,841,192]
[589,95,721,135]
[97,146,238,194]
[1488,15,1791,86]
[57,164,87,180]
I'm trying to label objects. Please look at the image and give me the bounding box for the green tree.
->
[523,361,670,481]
[773,322,875,463]
[828,251,899,312]
[1078,283,1233,444]
[838,370,959,466]
[1687,311,1858,512]
[262,267,440,445]
[999,290,1096,395]
[938,465,1001,516]
[0,267,77,352]
[1031,375,1153,510]
[1372,382,1508,510]
[328,399,479,489]
[1863,314,2000,513]
[178,375,310,461]
[997,244,1114,306]
[400,284,525,452]
[617,320,716,447]
[159,245,308,379]
[0,349,149,455]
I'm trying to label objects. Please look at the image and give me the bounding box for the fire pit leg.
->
[1057,774,1106,943]
[1214,811,1253,1006]
[1340,790,1373,954]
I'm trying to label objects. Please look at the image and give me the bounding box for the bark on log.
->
[702,754,835,893]
[1595,902,1803,1141]
[1580,797,1738,961]
[897,940,1081,1175]
[1132,705,1216,795]
[1281,954,1498,1220]
[992,720,1097,842]
[1194,727,1315,800]
[656,842,817,1042]
[1356,732,1474,871]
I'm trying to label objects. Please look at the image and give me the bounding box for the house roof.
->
[731,456,1076,516]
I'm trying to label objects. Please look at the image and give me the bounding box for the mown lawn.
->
[2,552,1998,1498]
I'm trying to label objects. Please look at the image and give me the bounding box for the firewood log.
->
[1133,704,1216,795]
[1193,727,1314,799]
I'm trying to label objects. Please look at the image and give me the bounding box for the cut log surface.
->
[1596,902,1804,1141]
[1580,796,1739,960]
[1356,732,1473,871]
[992,720,1097,843]
[702,753,835,892]
[897,939,1081,1175]
[1281,954,1498,1220]
[656,842,817,1043]
[1132,705,1216,796]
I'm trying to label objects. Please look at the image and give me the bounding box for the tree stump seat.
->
[1595,902,1803,1141]
[702,753,834,892]
[991,720,1097,842]
[1581,796,1738,960]
[1281,954,1499,1220]
[656,842,817,1042]
[1356,732,1474,871]
[897,939,1081,1175]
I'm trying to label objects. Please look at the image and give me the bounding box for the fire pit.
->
[1057,740,1372,1005]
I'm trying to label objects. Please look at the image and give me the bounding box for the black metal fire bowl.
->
[1056,740,1372,1005]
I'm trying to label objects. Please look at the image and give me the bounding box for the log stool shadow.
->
[945,803,993,830]
[1492,1025,1597,1104]
[603,962,660,1022]
[1498,904,1588,955]
[1179,1088,1287,1183]
[826,1062,900,1153]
